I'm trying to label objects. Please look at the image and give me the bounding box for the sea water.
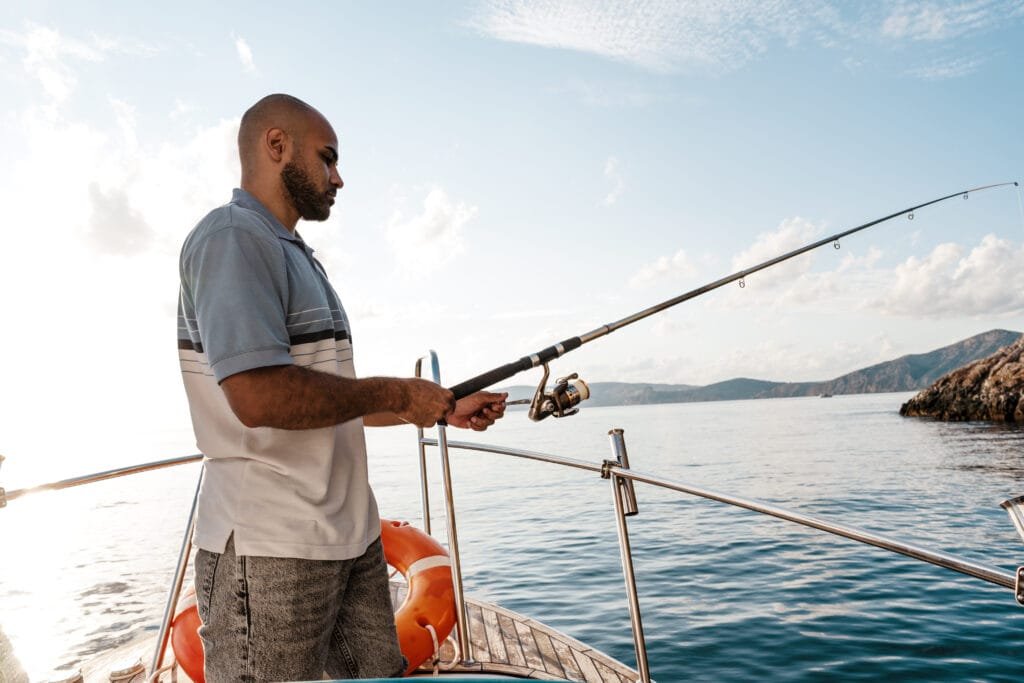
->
[1,393,1022,681]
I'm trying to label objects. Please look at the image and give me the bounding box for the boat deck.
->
[78,583,638,682]
[392,583,639,682]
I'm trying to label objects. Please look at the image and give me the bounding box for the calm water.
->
[2,393,1023,681]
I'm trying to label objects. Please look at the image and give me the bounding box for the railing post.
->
[427,351,474,664]
[604,429,650,683]
[414,357,432,536]
[150,467,203,679]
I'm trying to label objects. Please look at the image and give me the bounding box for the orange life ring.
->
[170,520,455,680]
[170,586,205,682]
[380,518,457,675]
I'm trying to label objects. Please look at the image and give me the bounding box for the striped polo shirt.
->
[177,188,380,560]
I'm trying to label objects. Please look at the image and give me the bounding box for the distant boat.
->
[819,392,833,398]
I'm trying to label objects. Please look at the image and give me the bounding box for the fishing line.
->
[447,182,1020,417]
[1016,183,1024,235]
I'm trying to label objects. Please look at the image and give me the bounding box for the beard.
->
[281,161,333,221]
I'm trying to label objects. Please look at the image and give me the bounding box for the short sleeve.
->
[182,225,294,382]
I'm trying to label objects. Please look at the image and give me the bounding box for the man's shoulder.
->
[183,201,281,255]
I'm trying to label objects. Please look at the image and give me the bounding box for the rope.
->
[146,661,177,683]
[425,624,441,676]
[422,624,462,675]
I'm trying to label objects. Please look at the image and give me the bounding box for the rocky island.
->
[900,335,1024,422]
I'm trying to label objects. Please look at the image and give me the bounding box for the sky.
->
[1,0,1023,478]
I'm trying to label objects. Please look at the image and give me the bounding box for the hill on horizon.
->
[497,329,1022,407]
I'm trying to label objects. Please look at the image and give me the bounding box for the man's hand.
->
[395,378,457,428]
[446,391,508,431]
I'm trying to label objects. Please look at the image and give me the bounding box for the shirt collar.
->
[231,188,303,244]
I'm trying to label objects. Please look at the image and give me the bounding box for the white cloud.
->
[170,99,199,120]
[874,234,1024,317]
[629,249,697,288]
[88,183,154,255]
[0,24,159,106]
[603,155,624,205]
[905,55,985,80]
[880,1,1007,41]
[468,0,840,72]
[234,35,256,73]
[0,100,239,448]
[730,217,820,288]
[0,24,103,102]
[385,187,478,276]
[469,2,1021,76]
[716,222,890,311]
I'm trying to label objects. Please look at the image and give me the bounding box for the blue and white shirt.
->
[177,188,379,560]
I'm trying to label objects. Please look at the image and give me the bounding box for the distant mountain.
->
[497,329,1022,407]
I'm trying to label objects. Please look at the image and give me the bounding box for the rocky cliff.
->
[899,336,1024,421]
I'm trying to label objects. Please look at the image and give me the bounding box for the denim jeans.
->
[194,534,406,681]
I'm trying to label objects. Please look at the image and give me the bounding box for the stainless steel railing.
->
[415,350,475,666]
[417,430,1024,681]
[423,435,1022,591]
[0,454,203,506]
[414,352,1024,682]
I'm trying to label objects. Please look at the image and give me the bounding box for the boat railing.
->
[3,354,1024,682]
[413,351,1024,683]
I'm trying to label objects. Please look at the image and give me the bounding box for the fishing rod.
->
[449,181,1020,420]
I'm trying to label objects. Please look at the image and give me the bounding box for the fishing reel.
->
[528,363,591,421]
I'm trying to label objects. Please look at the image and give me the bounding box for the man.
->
[177,93,506,681]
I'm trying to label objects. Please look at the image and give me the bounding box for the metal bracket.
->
[1017,567,1024,607]
[600,459,615,480]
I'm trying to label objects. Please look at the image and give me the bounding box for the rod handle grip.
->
[448,360,530,400]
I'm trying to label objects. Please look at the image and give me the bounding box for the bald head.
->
[235,94,343,229]
[238,94,326,177]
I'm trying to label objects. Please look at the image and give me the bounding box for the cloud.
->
[170,99,199,120]
[603,156,624,205]
[874,234,1024,317]
[468,0,841,72]
[385,187,478,276]
[904,55,985,80]
[716,222,889,311]
[234,35,256,73]
[3,81,239,259]
[0,24,103,102]
[730,217,820,288]
[629,249,698,288]
[880,1,1009,41]
[469,2,1022,76]
[0,23,159,105]
[87,183,154,255]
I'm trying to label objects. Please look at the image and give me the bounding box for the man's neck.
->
[240,180,299,232]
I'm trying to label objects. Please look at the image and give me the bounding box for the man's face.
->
[281,116,342,222]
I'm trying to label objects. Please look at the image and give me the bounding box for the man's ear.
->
[265,127,287,163]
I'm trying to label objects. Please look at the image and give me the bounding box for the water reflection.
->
[0,624,29,683]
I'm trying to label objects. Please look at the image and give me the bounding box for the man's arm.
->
[220,365,454,430]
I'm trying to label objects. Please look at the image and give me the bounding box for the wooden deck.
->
[392,583,639,682]
[79,584,639,682]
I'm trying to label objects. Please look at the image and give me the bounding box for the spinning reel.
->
[527,363,590,421]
